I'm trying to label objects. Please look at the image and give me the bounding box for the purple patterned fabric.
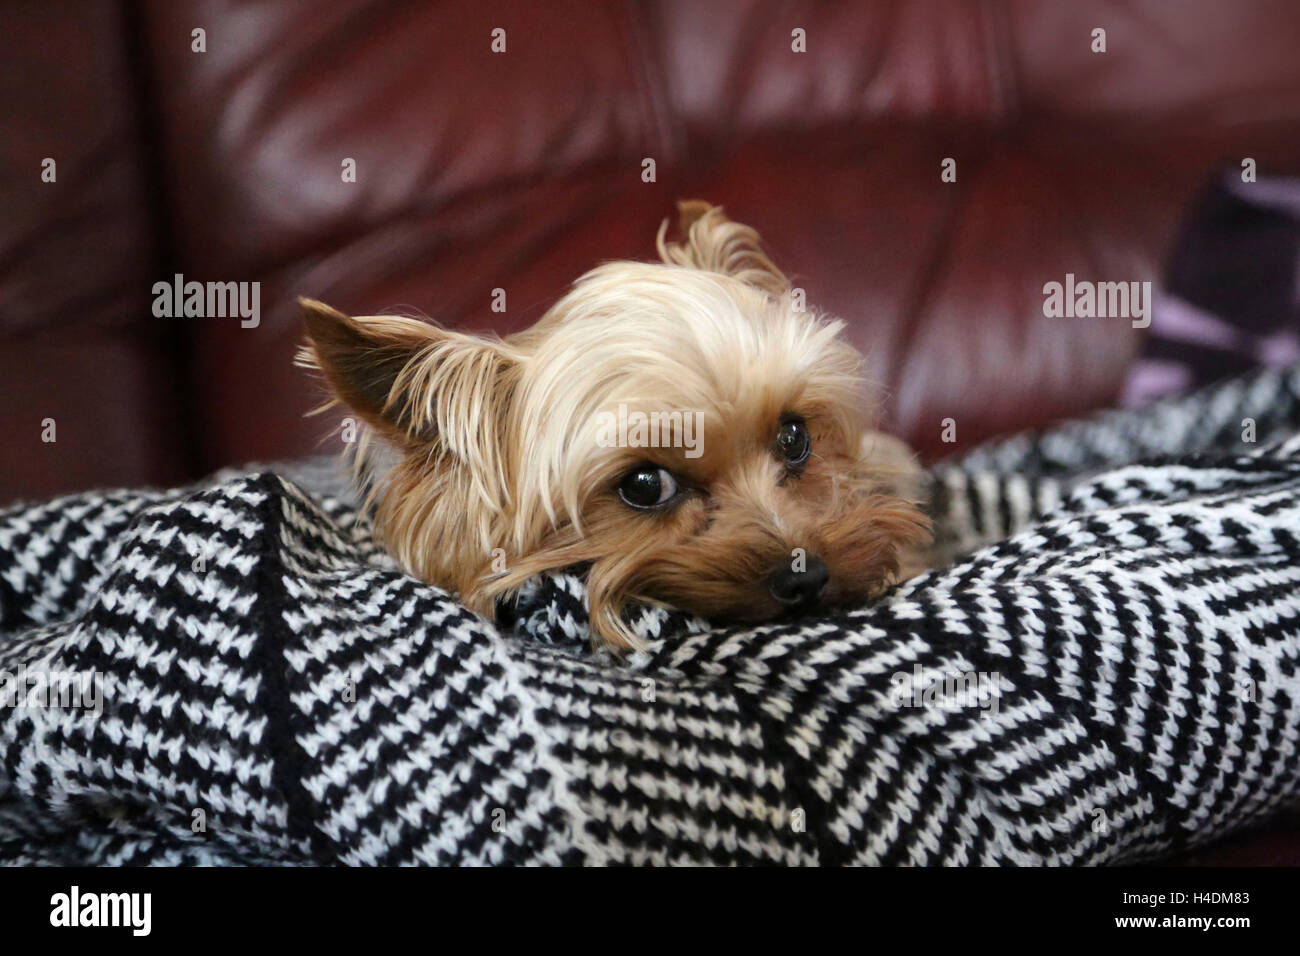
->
[1124,171,1300,408]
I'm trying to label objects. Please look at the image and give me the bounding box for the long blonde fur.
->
[299,202,931,650]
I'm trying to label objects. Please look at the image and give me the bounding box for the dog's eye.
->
[775,417,811,466]
[617,465,680,510]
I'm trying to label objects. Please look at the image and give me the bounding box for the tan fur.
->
[298,202,932,650]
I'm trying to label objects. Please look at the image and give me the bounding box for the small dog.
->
[300,202,931,649]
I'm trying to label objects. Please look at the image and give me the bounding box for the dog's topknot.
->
[655,200,790,297]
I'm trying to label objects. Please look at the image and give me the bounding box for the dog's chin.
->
[610,495,930,628]
[631,575,898,628]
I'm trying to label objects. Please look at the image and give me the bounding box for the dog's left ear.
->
[297,298,517,459]
[656,200,790,296]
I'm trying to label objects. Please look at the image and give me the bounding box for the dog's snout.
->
[768,556,829,607]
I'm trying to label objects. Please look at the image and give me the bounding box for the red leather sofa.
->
[2,0,1300,863]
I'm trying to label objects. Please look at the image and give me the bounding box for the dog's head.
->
[301,202,931,649]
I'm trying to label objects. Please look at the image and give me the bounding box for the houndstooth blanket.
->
[3,366,1300,865]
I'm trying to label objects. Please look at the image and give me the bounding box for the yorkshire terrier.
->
[300,202,932,650]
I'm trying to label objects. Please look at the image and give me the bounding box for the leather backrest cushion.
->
[0,3,187,503]
[4,0,1300,501]
[137,0,1300,469]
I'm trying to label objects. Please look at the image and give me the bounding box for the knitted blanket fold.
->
[2,366,1300,865]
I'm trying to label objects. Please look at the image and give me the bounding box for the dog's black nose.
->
[769,556,829,608]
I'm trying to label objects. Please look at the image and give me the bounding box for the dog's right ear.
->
[297,298,516,454]
[656,200,790,296]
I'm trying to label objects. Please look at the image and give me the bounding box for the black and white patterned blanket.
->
[3,366,1300,865]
